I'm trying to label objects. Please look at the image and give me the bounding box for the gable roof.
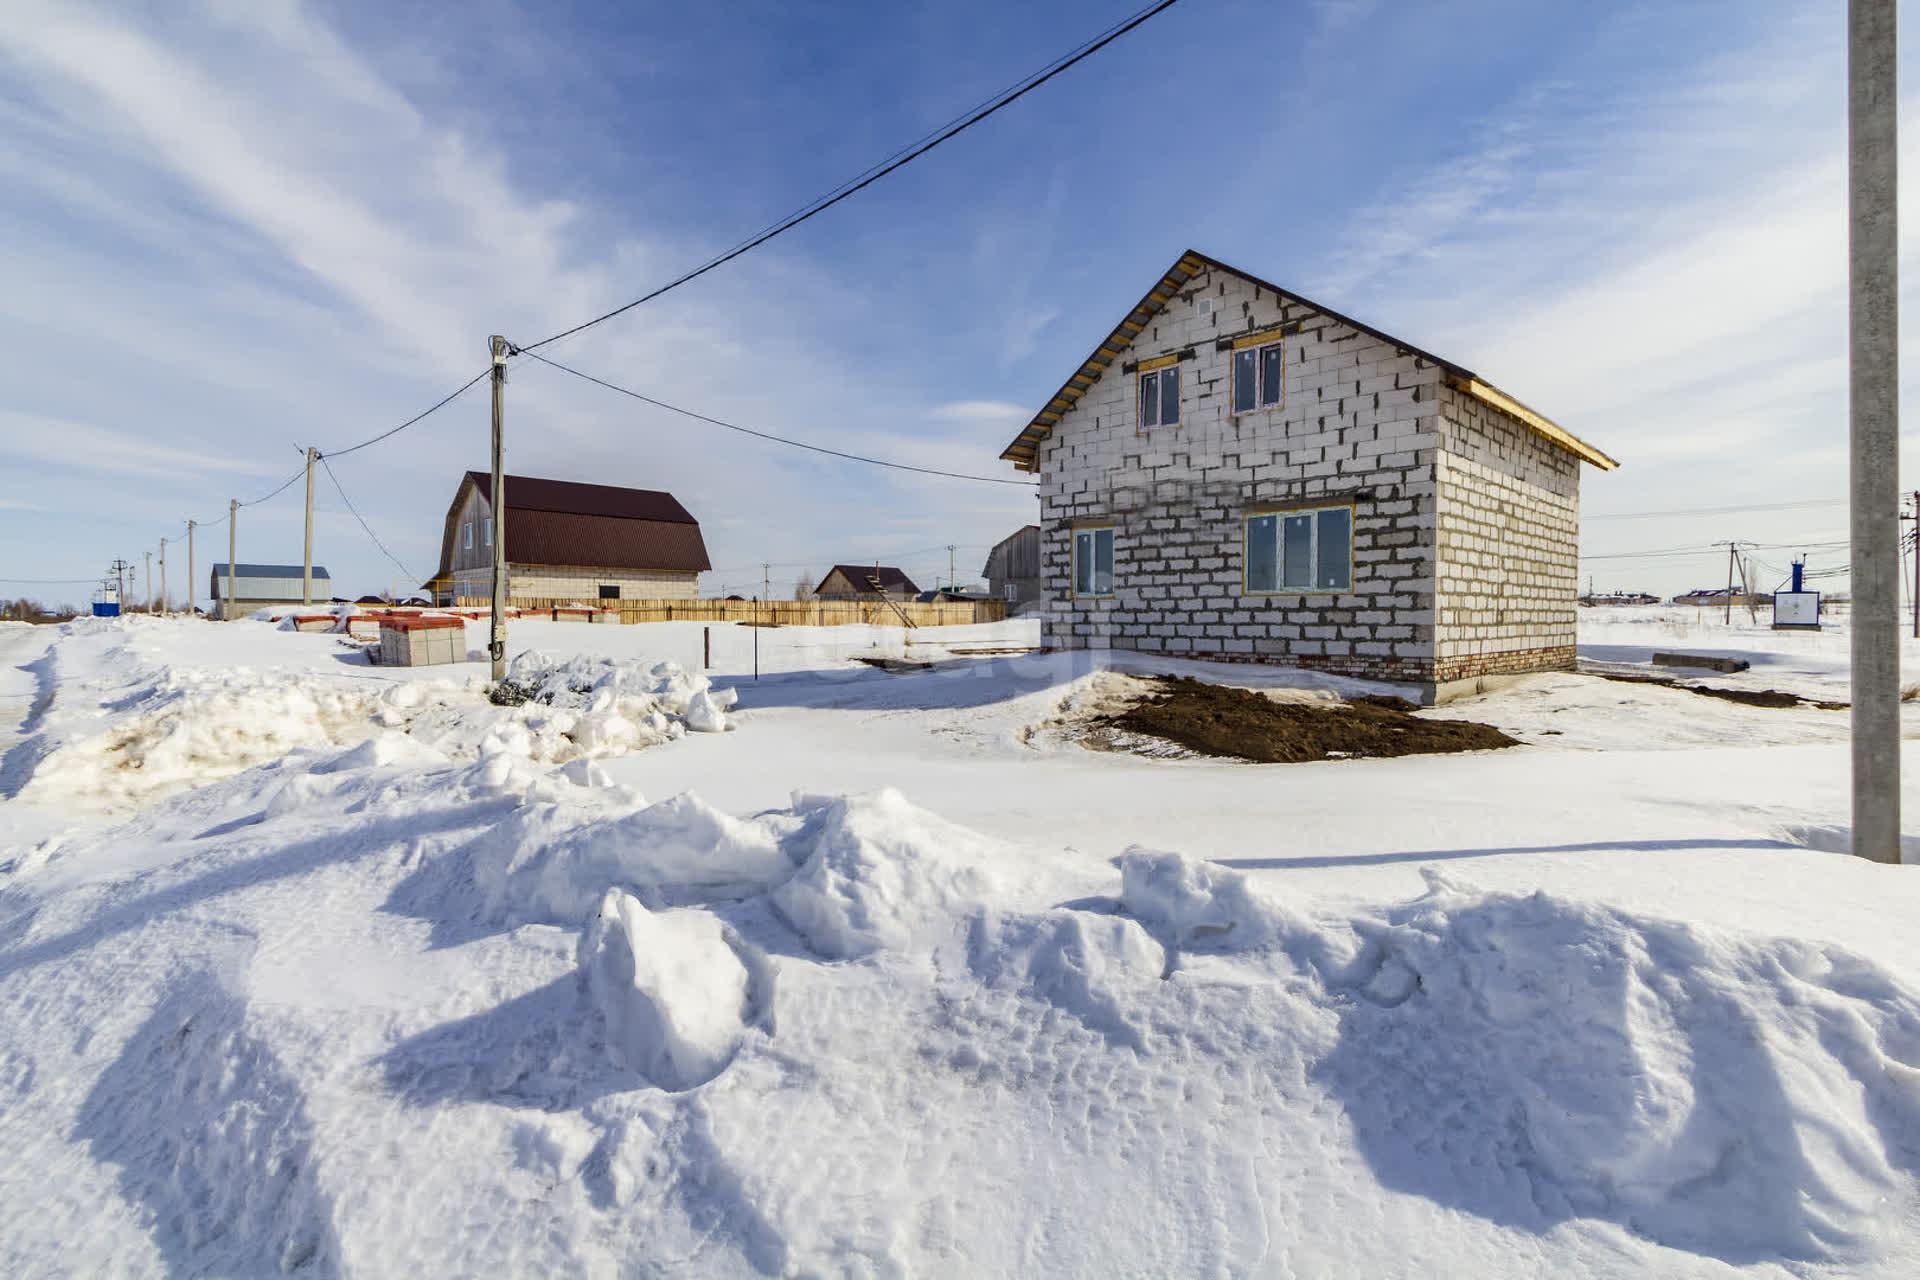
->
[438,472,709,577]
[818,564,919,596]
[998,249,1616,473]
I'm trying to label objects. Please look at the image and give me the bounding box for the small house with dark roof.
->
[998,250,1618,704]
[435,472,709,605]
[814,565,920,600]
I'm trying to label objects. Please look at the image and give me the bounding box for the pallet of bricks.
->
[378,614,465,666]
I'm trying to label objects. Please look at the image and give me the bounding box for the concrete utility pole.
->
[1851,0,1901,863]
[144,550,151,613]
[948,544,957,592]
[227,498,237,621]
[187,520,196,617]
[159,539,168,615]
[489,335,510,681]
[302,447,317,606]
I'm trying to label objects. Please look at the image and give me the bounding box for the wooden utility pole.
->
[227,499,238,621]
[1851,0,1901,863]
[489,336,510,681]
[187,520,195,617]
[302,447,317,606]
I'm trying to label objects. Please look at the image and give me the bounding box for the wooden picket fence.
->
[453,596,1006,628]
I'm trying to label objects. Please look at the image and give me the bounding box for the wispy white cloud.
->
[0,411,283,479]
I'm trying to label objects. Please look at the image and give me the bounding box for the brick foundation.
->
[1433,645,1575,684]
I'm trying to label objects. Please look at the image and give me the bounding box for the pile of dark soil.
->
[1593,672,1847,711]
[1103,676,1521,763]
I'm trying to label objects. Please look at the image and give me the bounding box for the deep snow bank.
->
[7,626,736,813]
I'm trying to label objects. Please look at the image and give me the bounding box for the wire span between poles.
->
[321,367,492,460]
[519,0,1185,353]
[517,347,1037,487]
[320,455,418,583]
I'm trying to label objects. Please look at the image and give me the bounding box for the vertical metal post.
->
[489,336,510,681]
[1909,491,1918,638]
[1851,0,1901,863]
[302,447,316,606]
[187,520,195,617]
[1723,542,1736,625]
[227,499,237,621]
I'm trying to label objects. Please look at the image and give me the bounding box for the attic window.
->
[1138,365,1179,428]
[463,522,473,550]
[1232,338,1285,414]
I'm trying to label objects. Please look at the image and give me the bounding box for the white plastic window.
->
[1073,527,1115,597]
[1245,506,1352,593]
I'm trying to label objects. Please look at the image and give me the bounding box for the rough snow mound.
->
[578,889,756,1090]
[1118,847,1310,950]
[470,790,799,924]
[771,789,1005,959]
[1328,868,1920,1263]
[497,651,737,732]
[18,661,381,810]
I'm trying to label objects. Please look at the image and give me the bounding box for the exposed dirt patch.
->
[1593,672,1847,711]
[1096,676,1521,763]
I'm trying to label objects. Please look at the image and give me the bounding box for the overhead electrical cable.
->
[518,347,1037,487]
[1583,497,1850,521]
[320,367,493,460]
[320,455,418,582]
[519,0,1186,352]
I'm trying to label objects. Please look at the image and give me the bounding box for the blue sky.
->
[0,0,1911,605]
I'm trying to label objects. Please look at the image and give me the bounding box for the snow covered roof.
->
[998,249,1617,474]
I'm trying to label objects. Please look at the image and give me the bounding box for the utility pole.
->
[489,335,510,681]
[187,520,196,618]
[159,539,168,615]
[1719,540,1738,624]
[227,498,237,622]
[1906,491,1920,639]
[1851,0,1901,863]
[144,550,152,613]
[763,563,771,604]
[948,544,957,592]
[302,447,317,606]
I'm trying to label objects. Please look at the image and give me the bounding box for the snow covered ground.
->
[4,608,1920,1275]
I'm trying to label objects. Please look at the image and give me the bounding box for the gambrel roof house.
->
[1000,250,1617,704]
[434,471,709,605]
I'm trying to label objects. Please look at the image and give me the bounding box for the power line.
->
[1583,497,1850,521]
[321,367,492,460]
[519,0,1185,353]
[320,455,417,583]
[243,465,307,508]
[517,347,1037,487]
[0,576,99,584]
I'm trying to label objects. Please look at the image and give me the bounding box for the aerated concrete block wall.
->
[1432,384,1580,691]
[449,565,698,602]
[1035,265,1442,686]
[1033,264,1583,699]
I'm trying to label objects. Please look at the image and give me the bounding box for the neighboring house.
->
[436,472,710,604]
[998,250,1619,704]
[208,563,331,618]
[1581,591,1659,606]
[814,565,920,600]
[983,525,1042,607]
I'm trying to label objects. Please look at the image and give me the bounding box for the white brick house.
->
[999,251,1618,704]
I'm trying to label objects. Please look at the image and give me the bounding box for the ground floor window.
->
[598,584,620,600]
[1072,527,1114,598]
[1244,506,1352,593]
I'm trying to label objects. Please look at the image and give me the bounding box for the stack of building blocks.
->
[345,616,382,641]
[289,614,337,633]
[378,614,465,666]
[553,606,594,623]
[590,610,621,624]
